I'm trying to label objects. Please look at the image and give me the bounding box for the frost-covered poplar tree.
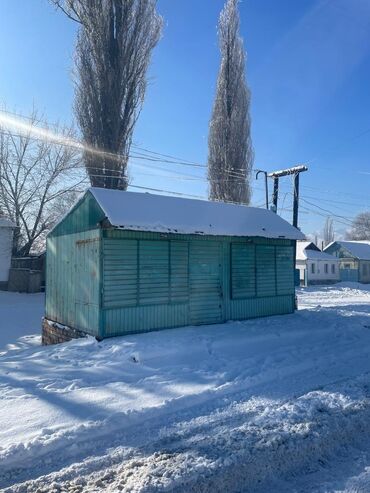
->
[51,0,163,189]
[323,217,334,247]
[208,0,253,205]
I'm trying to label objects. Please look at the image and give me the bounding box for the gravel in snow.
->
[0,283,370,492]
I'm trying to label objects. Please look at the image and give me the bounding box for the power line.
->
[131,144,203,167]
[0,125,252,182]
[86,173,264,207]
[1,109,367,216]
[301,197,353,226]
[2,108,370,188]
[0,123,267,205]
[83,161,267,190]
[301,184,370,202]
[279,190,355,224]
[301,193,370,209]
[298,204,352,228]
[5,110,271,182]
[128,184,204,199]
[299,197,356,222]
[130,152,206,169]
[0,109,249,177]
[278,190,355,228]
[0,109,206,166]
[76,163,264,187]
[0,128,363,225]
[6,113,356,220]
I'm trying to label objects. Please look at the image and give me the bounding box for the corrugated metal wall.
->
[231,243,255,299]
[46,230,101,335]
[102,237,190,336]
[101,230,295,337]
[51,192,105,238]
[103,239,138,308]
[189,241,223,325]
[104,304,188,337]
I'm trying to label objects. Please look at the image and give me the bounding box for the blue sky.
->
[1,0,370,238]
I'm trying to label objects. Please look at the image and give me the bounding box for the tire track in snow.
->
[1,332,369,490]
[4,375,370,493]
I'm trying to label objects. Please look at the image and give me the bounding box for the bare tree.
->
[0,111,85,255]
[323,217,334,247]
[208,0,253,205]
[50,0,163,189]
[346,212,370,241]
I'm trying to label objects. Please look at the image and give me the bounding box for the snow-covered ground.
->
[0,283,370,492]
[0,292,44,353]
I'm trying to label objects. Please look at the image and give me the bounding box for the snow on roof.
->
[327,241,370,260]
[90,188,305,240]
[296,241,315,259]
[0,218,16,228]
[296,241,339,261]
[304,250,340,261]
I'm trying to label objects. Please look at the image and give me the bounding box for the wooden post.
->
[293,173,299,228]
[272,177,279,212]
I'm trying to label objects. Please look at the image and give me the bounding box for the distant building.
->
[43,188,304,345]
[8,253,45,293]
[324,241,370,283]
[0,218,17,289]
[296,241,340,286]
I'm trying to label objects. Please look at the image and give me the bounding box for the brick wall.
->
[42,318,87,346]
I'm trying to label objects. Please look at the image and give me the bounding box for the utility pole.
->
[255,170,269,209]
[267,165,308,228]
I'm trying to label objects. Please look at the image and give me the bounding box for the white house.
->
[0,218,16,289]
[296,241,340,286]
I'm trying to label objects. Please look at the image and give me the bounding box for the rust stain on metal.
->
[76,238,99,246]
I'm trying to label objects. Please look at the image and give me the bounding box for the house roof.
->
[296,241,339,261]
[325,241,370,260]
[89,188,306,240]
[0,218,16,228]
